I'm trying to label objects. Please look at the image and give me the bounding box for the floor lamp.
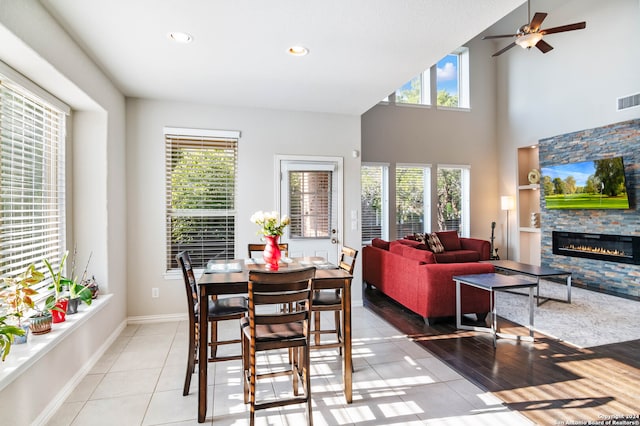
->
[501,196,515,260]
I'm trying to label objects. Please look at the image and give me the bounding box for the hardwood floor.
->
[363,284,640,425]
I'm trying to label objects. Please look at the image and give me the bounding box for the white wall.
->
[361,35,500,242]
[0,1,127,423]
[495,0,640,260]
[125,99,363,318]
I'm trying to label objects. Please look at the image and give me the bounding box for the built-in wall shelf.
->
[518,184,540,191]
[517,146,541,265]
[520,227,541,233]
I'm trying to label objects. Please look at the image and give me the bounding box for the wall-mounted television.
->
[541,157,630,209]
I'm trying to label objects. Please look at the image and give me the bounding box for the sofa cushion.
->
[433,250,481,263]
[371,238,390,250]
[426,233,445,253]
[436,231,462,251]
[402,246,437,264]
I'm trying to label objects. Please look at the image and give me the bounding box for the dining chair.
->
[241,267,316,426]
[176,251,247,396]
[247,242,289,259]
[310,246,357,361]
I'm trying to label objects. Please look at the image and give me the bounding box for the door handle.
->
[331,238,338,244]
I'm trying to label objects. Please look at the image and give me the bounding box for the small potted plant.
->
[0,314,25,361]
[66,278,93,314]
[29,307,53,335]
[0,264,44,343]
[44,251,73,323]
[64,249,93,314]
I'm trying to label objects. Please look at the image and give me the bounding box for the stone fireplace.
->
[552,231,640,265]
[539,119,640,298]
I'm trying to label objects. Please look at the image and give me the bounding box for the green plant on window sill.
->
[0,315,25,361]
[0,264,45,326]
[43,251,92,313]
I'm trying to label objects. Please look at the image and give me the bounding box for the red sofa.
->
[404,231,490,263]
[363,237,494,324]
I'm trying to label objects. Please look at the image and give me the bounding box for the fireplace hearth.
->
[552,231,640,265]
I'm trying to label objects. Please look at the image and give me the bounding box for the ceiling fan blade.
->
[492,42,517,57]
[541,22,586,35]
[483,34,517,40]
[535,39,554,54]
[529,12,548,32]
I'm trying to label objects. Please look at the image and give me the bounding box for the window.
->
[0,76,67,298]
[436,165,470,237]
[395,164,431,239]
[436,48,469,109]
[165,128,239,270]
[288,170,331,238]
[392,47,469,109]
[361,164,389,244]
[395,70,430,106]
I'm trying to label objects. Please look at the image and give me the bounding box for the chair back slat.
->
[248,267,315,327]
[338,246,358,274]
[248,243,289,258]
[253,289,310,305]
[255,311,309,325]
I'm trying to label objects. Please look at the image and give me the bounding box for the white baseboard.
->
[127,313,188,324]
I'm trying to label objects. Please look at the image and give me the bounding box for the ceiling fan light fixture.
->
[515,32,543,49]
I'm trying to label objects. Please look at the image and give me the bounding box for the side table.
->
[453,273,538,348]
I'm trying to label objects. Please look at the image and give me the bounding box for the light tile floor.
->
[48,307,533,425]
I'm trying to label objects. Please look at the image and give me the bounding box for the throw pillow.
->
[426,232,445,253]
[413,232,426,244]
[436,231,462,251]
[371,238,390,250]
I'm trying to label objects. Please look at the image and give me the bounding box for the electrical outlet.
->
[152,288,159,298]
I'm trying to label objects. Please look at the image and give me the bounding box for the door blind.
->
[165,132,238,270]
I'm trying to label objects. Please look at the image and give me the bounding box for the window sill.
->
[436,105,471,112]
[0,294,112,392]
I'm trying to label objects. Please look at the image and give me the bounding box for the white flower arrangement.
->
[250,211,290,237]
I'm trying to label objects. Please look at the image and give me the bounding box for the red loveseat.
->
[363,238,494,324]
[405,231,490,263]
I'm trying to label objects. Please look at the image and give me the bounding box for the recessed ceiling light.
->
[168,32,193,44]
[288,45,309,56]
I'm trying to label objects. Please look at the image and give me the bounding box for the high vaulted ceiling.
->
[40,0,524,115]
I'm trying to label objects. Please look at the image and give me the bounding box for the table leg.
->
[455,280,462,330]
[567,275,572,304]
[491,289,496,348]
[343,278,352,403]
[198,290,208,423]
[529,286,534,339]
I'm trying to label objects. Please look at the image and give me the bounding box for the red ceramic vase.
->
[51,299,68,323]
[263,235,282,270]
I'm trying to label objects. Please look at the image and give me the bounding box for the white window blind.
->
[165,130,238,270]
[361,164,388,244]
[288,170,332,239]
[0,78,67,297]
[396,164,431,239]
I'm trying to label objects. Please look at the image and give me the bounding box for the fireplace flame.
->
[563,244,627,257]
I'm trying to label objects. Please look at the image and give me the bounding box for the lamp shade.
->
[501,195,515,211]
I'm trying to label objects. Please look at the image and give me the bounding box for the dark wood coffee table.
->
[481,260,572,306]
[453,273,537,348]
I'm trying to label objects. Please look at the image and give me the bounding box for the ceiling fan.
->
[483,0,586,57]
